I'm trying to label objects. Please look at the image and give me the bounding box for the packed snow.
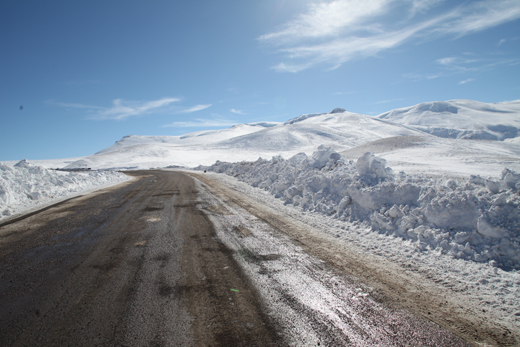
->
[0,160,130,220]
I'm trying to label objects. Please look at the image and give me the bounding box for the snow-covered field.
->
[0,160,130,220]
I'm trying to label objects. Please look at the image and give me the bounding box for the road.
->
[0,170,472,346]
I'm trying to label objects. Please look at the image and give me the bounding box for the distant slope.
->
[62,100,520,176]
[377,99,520,141]
[64,110,421,170]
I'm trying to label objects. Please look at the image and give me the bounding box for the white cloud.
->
[436,55,519,72]
[375,98,404,104]
[163,118,237,128]
[432,0,520,37]
[436,57,457,66]
[179,104,212,113]
[403,72,440,80]
[459,78,475,85]
[230,108,246,115]
[408,0,446,17]
[51,97,181,120]
[259,0,393,44]
[47,100,104,109]
[260,0,520,72]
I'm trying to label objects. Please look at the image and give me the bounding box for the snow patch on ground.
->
[199,146,520,270]
[0,160,131,220]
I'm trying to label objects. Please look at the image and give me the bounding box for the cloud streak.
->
[230,108,246,115]
[179,104,212,113]
[459,78,475,85]
[259,0,520,72]
[51,97,181,120]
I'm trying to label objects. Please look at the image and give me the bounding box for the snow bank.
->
[0,160,130,219]
[199,146,520,269]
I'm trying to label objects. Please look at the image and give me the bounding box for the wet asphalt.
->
[0,170,472,346]
[0,171,280,346]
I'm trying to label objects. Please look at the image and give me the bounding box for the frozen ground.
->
[0,160,131,220]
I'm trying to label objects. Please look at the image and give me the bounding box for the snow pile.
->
[0,160,130,219]
[200,146,520,269]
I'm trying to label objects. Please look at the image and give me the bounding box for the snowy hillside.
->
[63,110,423,170]
[60,100,520,178]
[377,99,520,141]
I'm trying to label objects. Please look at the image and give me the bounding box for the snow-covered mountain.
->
[377,99,520,141]
[64,110,423,170]
[63,99,520,176]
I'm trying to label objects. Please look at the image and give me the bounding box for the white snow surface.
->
[378,99,520,141]
[63,111,424,170]
[0,160,130,220]
[60,100,520,179]
[200,146,520,270]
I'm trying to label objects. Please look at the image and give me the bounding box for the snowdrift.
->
[200,146,520,269]
[0,160,130,219]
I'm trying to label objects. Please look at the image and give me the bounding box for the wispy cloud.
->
[375,98,404,104]
[459,78,475,85]
[163,117,237,128]
[230,108,246,115]
[47,100,104,109]
[50,97,181,120]
[259,0,520,72]
[436,55,519,72]
[179,104,212,113]
[403,72,440,80]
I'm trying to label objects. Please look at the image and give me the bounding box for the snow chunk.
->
[14,159,30,168]
[477,216,507,238]
[356,152,387,178]
[312,145,341,169]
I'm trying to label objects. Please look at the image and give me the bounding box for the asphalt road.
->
[0,170,472,346]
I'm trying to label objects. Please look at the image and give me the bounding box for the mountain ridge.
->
[64,99,520,175]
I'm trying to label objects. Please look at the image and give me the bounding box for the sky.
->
[1,0,520,161]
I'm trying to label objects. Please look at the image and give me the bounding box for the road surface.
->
[0,170,475,346]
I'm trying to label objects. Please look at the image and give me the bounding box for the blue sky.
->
[1,0,519,160]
